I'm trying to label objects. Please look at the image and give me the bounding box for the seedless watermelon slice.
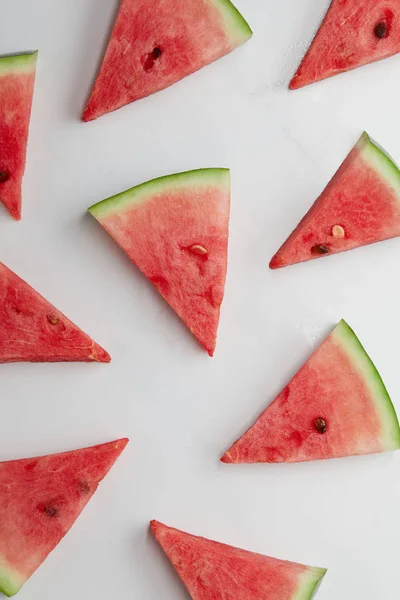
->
[0,262,110,362]
[290,0,400,89]
[151,520,327,599]
[222,320,400,464]
[88,169,230,356]
[270,133,400,269]
[0,52,37,219]
[82,0,252,121]
[0,438,128,596]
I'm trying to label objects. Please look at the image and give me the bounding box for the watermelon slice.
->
[290,0,400,89]
[270,132,400,269]
[88,169,230,356]
[0,438,128,596]
[222,320,400,464]
[151,520,327,599]
[82,0,252,121]
[0,52,37,220]
[0,262,110,363]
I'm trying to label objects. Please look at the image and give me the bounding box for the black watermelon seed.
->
[311,244,329,255]
[44,505,59,518]
[314,417,327,434]
[374,22,387,39]
[0,172,9,183]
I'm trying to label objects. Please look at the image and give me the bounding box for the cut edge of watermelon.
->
[0,51,38,76]
[294,566,327,600]
[88,168,230,220]
[0,564,24,598]
[334,320,400,451]
[211,0,253,45]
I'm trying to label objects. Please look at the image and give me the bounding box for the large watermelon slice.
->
[88,169,230,356]
[0,438,128,596]
[151,520,327,599]
[0,262,110,362]
[290,0,400,89]
[0,52,37,220]
[222,320,400,464]
[82,0,252,121]
[270,132,400,269]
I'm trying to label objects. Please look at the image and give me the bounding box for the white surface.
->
[1,0,400,598]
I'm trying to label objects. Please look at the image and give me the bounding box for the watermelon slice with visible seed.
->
[88,169,230,356]
[0,52,37,220]
[270,132,400,269]
[82,0,252,121]
[290,0,400,89]
[151,520,327,599]
[0,262,110,363]
[0,438,128,596]
[222,320,400,464]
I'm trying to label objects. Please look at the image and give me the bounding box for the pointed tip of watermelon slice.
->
[220,450,234,463]
[269,253,284,269]
[82,106,94,123]
[91,343,111,363]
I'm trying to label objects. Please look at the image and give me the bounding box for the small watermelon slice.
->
[82,0,252,121]
[0,262,110,363]
[290,0,400,89]
[222,320,400,464]
[270,132,400,269]
[0,52,37,220]
[0,438,128,596]
[88,169,230,356]
[151,520,327,599]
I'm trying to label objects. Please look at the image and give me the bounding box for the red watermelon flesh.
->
[222,320,400,464]
[88,169,230,356]
[0,262,110,363]
[151,520,327,599]
[0,438,128,597]
[270,132,400,269]
[290,0,400,89]
[82,0,252,121]
[0,52,37,220]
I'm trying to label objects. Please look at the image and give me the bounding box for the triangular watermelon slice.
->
[222,320,400,464]
[151,520,327,599]
[0,438,128,596]
[290,1,400,89]
[270,132,400,269]
[88,169,230,356]
[82,0,252,121]
[0,52,37,220]
[0,262,110,363]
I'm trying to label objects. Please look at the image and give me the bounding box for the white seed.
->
[332,225,345,238]
[190,245,208,255]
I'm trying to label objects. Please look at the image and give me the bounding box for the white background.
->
[1,0,400,598]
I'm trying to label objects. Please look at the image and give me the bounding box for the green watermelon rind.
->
[211,0,253,45]
[358,131,400,197]
[0,563,25,597]
[88,168,230,220]
[294,566,327,600]
[0,51,38,76]
[334,320,400,451]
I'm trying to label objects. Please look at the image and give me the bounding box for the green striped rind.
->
[88,168,230,220]
[0,51,38,77]
[357,131,400,198]
[0,562,25,597]
[210,0,253,45]
[294,566,327,600]
[333,320,400,451]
